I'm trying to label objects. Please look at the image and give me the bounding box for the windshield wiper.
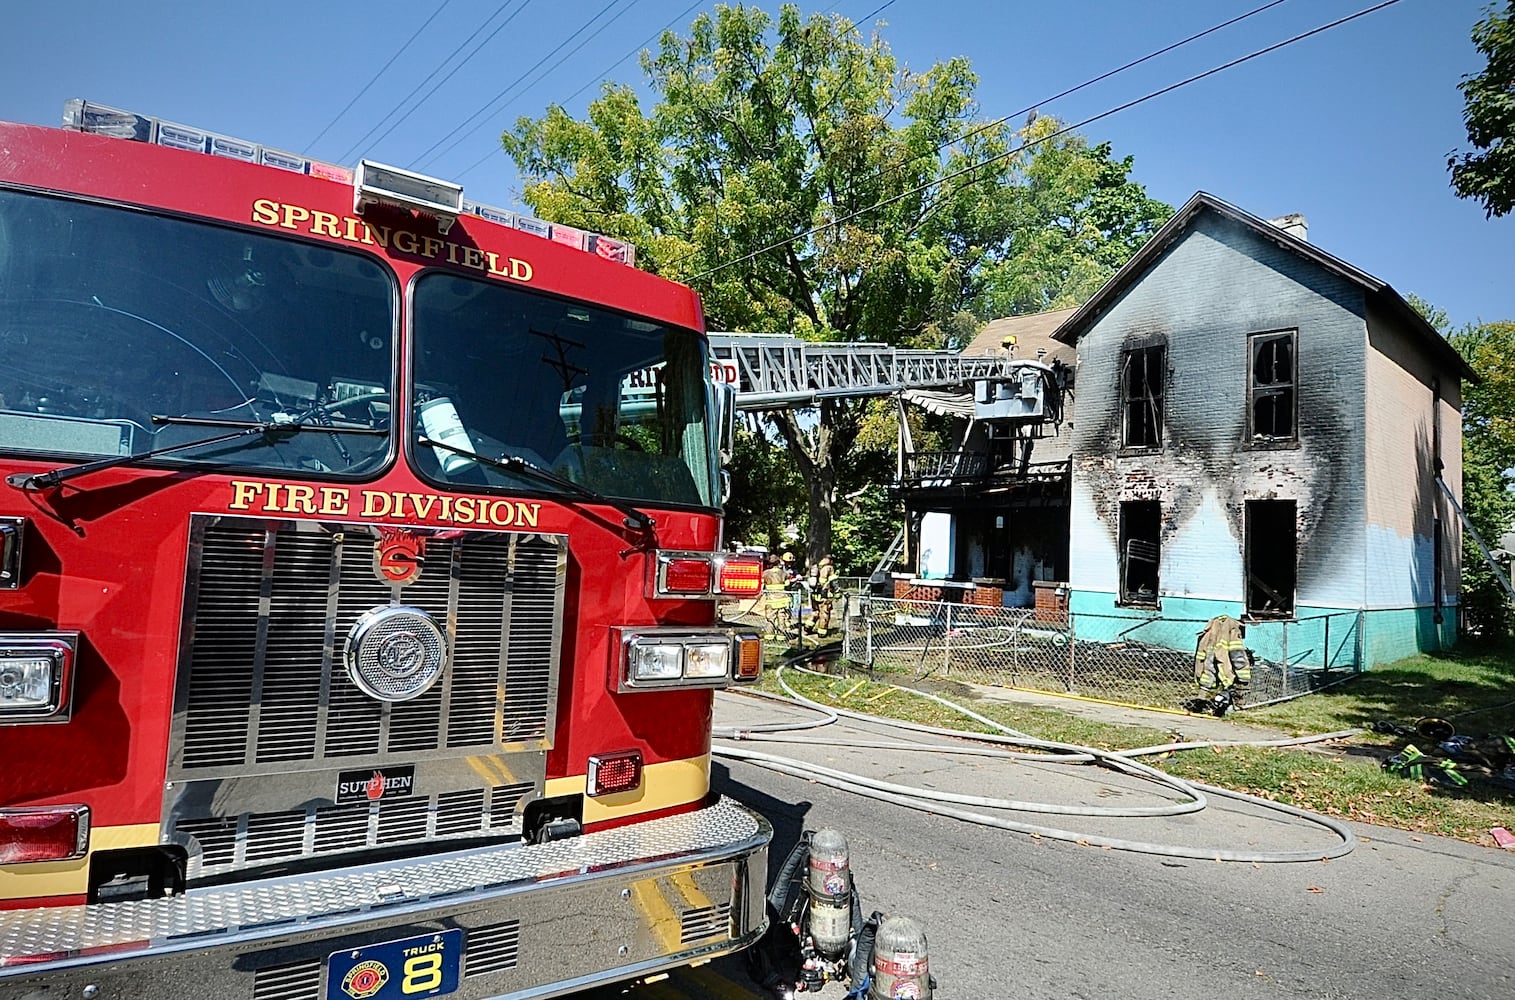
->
[418,435,657,538]
[5,416,382,492]
[155,414,386,470]
[151,415,386,435]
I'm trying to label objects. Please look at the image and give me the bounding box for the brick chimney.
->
[1267,213,1308,242]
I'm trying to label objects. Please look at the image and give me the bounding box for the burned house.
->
[1054,192,1474,667]
[891,310,1076,613]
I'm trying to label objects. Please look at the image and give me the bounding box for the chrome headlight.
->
[0,633,77,722]
[616,629,740,691]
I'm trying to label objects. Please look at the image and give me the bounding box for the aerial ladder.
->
[707,333,1068,582]
[707,332,1027,411]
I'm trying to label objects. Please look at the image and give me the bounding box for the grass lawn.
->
[755,639,1515,847]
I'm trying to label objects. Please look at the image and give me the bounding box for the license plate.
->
[326,928,463,1000]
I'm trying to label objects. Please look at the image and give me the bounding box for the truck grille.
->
[165,515,565,875]
[176,782,534,875]
[172,516,565,772]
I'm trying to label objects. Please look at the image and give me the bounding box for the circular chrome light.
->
[344,606,449,702]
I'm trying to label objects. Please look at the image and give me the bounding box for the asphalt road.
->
[579,692,1515,1000]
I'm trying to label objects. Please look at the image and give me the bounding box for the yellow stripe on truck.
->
[0,755,709,900]
[545,754,711,826]
[0,823,160,901]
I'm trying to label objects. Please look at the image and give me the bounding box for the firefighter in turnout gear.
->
[1188,615,1252,716]
[807,554,837,635]
[763,554,793,641]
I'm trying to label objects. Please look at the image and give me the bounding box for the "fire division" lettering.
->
[228,481,541,528]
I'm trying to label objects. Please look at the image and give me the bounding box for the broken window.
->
[1118,500,1161,606]
[1249,331,1297,441]
[1120,345,1165,447]
[1245,499,1296,617]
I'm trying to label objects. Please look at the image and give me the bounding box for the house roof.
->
[964,307,1078,366]
[1050,192,1477,383]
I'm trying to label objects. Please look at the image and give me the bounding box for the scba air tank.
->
[418,396,477,474]
[870,915,931,1000]
[806,828,852,958]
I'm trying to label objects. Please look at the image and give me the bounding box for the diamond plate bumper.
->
[0,796,770,1000]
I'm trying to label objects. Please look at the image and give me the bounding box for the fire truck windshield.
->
[0,190,395,476]
[411,271,718,509]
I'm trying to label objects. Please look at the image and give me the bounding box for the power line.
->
[456,0,1275,227]
[448,0,713,183]
[305,0,456,154]
[556,0,710,109]
[891,0,1295,241]
[445,0,875,185]
[338,1,530,164]
[414,0,638,172]
[911,0,1292,177]
[690,0,1406,281]
[410,0,635,172]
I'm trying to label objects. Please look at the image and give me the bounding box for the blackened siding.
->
[1067,211,1368,612]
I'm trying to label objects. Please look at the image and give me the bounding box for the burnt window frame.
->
[1243,498,1297,620]
[1247,329,1299,447]
[1119,342,1166,450]
[1116,499,1162,608]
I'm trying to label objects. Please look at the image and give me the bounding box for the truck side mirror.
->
[716,383,737,464]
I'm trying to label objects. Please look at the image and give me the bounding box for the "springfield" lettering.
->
[250,199,533,283]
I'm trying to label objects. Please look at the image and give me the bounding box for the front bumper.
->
[0,796,770,1000]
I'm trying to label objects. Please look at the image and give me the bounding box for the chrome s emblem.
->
[344,606,449,702]
[374,526,426,586]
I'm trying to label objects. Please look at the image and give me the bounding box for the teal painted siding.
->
[1361,606,1459,664]
[1067,587,1453,668]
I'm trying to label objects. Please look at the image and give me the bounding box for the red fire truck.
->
[0,101,770,999]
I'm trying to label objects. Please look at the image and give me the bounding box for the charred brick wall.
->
[1067,210,1368,613]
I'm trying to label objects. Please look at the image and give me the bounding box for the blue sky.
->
[2,0,1508,329]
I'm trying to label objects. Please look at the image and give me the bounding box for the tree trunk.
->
[804,458,838,567]
[773,398,860,566]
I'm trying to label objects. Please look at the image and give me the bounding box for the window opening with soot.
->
[1249,330,1297,443]
[1118,499,1161,606]
[1245,499,1296,618]
[1120,344,1165,449]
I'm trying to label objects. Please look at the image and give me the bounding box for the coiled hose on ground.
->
[712,650,1362,863]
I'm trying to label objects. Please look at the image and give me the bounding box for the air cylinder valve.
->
[805,828,852,959]
[870,915,931,1000]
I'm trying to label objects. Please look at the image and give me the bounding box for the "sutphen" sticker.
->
[336,765,417,805]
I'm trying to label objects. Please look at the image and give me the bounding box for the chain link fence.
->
[719,576,876,646]
[839,596,1364,712]
[719,584,848,649]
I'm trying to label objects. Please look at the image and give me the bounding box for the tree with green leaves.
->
[968,117,1173,317]
[721,423,806,553]
[1448,319,1515,635]
[501,4,1168,560]
[1450,1,1515,218]
[1411,299,1514,634]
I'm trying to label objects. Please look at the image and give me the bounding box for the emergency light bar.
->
[61,99,635,265]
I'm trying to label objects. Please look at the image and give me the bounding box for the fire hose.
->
[712,659,1360,864]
